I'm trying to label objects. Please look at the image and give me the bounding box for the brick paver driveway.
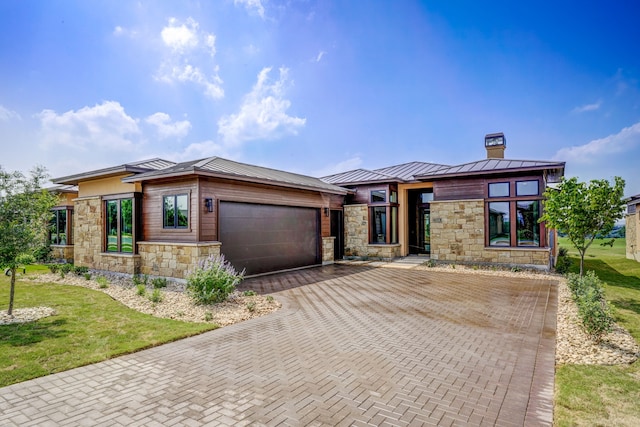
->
[0,265,556,426]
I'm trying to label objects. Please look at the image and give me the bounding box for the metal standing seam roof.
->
[51,158,176,185]
[122,157,351,194]
[321,169,400,185]
[372,161,451,181]
[415,158,566,179]
[626,193,640,205]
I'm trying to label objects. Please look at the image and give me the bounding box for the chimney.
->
[485,132,506,159]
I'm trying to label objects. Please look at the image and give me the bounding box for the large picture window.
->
[485,179,543,247]
[50,208,73,245]
[105,197,136,253]
[163,194,189,228]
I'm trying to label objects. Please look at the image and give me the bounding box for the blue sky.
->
[1,1,639,196]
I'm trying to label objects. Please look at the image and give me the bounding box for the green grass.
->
[555,237,640,426]
[0,266,217,387]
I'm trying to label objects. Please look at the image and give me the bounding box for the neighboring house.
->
[51,157,349,278]
[321,133,565,269]
[626,194,640,262]
[50,133,565,278]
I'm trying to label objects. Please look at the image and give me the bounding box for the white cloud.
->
[217,67,306,145]
[37,101,141,151]
[0,105,21,121]
[171,140,230,161]
[156,17,223,99]
[161,17,199,53]
[314,156,363,178]
[234,0,265,19]
[145,112,191,140]
[572,100,602,114]
[314,51,326,62]
[553,122,640,164]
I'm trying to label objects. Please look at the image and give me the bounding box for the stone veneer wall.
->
[627,211,639,261]
[50,245,74,263]
[322,237,335,264]
[73,197,104,269]
[430,199,550,268]
[137,241,222,279]
[343,204,402,260]
[71,196,142,275]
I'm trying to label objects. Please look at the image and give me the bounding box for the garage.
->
[219,201,320,275]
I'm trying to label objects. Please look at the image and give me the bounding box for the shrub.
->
[243,290,257,296]
[149,289,163,303]
[47,264,60,274]
[16,253,36,265]
[33,245,52,262]
[566,271,615,342]
[136,284,146,296]
[96,276,109,289]
[246,302,256,312]
[132,275,143,286]
[84,273,92,280]
[425,259,436,268]
[186,254,244,305]
[60,263,74,274]
[204,312,213,322]
[151,277,167,289]
[266,295,274,302]
[555,247,572,275]
[73,266,89,275]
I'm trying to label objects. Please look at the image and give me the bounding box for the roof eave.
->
[416,163,565,180]
[124,168,353,195]
[52,165,155,185]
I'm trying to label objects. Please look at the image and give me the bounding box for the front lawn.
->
[0,267,217,387]
[555,237,640,426]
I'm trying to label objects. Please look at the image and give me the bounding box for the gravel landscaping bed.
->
[1,272,280,326]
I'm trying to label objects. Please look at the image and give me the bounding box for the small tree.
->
[0,165,59,316]
[540,176,626,276]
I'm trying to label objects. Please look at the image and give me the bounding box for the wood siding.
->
[142,177,343,243]
[142,179,200,243]
[433,179,485,201]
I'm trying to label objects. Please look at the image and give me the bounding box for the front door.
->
[408,189,432,255]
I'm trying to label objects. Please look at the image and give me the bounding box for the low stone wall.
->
[431,199,550,269]
[366,244,402,260]
[50,245,74,263]
[99,253,141,275]
[137,241,222,279]
[322,237,335,264]
[627,212,639,261]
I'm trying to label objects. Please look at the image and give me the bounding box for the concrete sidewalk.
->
[0,265,556,426]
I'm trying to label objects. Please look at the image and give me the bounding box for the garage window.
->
[163,194,189,228]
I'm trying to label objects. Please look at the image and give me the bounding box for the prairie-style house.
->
[50,134,565,278]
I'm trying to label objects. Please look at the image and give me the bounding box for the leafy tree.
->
[540,176,626,276]
[0,166,59,315]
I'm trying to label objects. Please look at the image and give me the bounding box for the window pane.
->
[371,206,387,243]
[163,196,175,227]
[391,206,398,243]
[106,201,118,252]
[516,201,540,246]
[120,199,133,253]
[371,190,386,203]
[58,210,67,244]
[390,191,398,203]
[420,191,434,203]
[176,194,188,227]
[488,202,510,246]
[49,212,58,244]
[516,180,539,196]
[489,182,509,197]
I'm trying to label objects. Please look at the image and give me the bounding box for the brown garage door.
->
[219,202,320,275]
